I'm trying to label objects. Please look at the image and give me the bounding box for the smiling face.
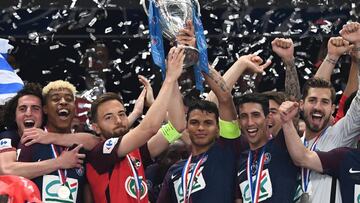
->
[187,109,219,152]
[268,99,282,136]
[15,95,43,135]
[301,87,334,133]
[239,102,269,150]
[44,88,75,133]
[92,99,129,140]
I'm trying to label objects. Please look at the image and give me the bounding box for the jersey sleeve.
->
[0,130,19,153]
[316,147,349,178]
[86,137,124,174]
[139,143,153,169]
[17,143,35,162]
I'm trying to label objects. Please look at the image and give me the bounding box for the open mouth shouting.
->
[311,112,324,126]
[57,109,70,120]
[24,119,35,128]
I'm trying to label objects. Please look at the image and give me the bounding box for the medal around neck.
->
[58,185,71,199]
[300,192,310,203]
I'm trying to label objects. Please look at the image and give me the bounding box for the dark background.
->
[1,0,359,109]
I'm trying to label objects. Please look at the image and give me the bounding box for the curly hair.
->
[4,83,43,130]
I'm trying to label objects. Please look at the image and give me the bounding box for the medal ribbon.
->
[247,147,266,203]
[50,144,67,186]
[126,155,142,203]
[45,128,68,187]
[181,153,206,203]
[301,127,329,193]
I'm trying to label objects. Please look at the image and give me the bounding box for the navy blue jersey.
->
[236,131,300,203]
[157,137,245,203]
[18,143,86,203]
[317,147,360,203]
[0,130,19,153]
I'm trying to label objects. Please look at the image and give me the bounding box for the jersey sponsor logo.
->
[173,166,206,203]
[42,175,78,203]
[103,137,119,154]
[0,138,11,150]
[125,176,148,200]
[349,168,360,174]
[239,169,273,203]
[354,184,360,202]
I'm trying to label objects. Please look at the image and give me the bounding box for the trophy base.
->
[183,46,199,68]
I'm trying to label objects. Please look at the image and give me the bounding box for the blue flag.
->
[149,0,166,79]
[0,39,24,105]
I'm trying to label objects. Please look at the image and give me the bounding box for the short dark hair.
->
[236,92,269,116]
[186,100,219,125]
[4,83,43,130]
[90,92,124,123]
[262,91,286,106]
[302,77,336,103]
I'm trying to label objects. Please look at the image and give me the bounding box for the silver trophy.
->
[146,0,199,68]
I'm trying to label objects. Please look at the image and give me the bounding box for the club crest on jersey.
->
[264,152,271,164]
[129,156,142,169]
[76,166,84,177]
[240,169,273,203]
[125,176,148,200]
[103,137,119,154]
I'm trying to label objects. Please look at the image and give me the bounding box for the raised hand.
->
[57,144,86,169]
[340,22,360,45]
[279,101,299,123]
[21,128,50,146]
[271,38,294,62]
[177,20,196,48]
[236,54,271,74]
[166,46,185,81]
[326,37,351,60]
[138,75,155,107]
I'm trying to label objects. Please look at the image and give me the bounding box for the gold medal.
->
[58,185,71,199]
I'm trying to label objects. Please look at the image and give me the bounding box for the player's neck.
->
[249,135,268,151]
[304,128,324,141]
[191,143,213,156]
[45,124,71,134]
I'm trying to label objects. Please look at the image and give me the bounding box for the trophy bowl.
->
[157,0,199,68]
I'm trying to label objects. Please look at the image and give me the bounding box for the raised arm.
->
[0,145,85,179]
[206,54,271,105]
[116,46,184,158]
[127,88,146,127]
[315,37,351,81]
[272,38,301,100]
[203,66,237,121]
[279,101,323,172]
[147,80,186,159]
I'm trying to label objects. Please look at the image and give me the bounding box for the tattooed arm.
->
[203,66,237,121]
[206,55,271,106]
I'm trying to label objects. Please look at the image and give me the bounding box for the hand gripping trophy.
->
[146,0,209,91]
